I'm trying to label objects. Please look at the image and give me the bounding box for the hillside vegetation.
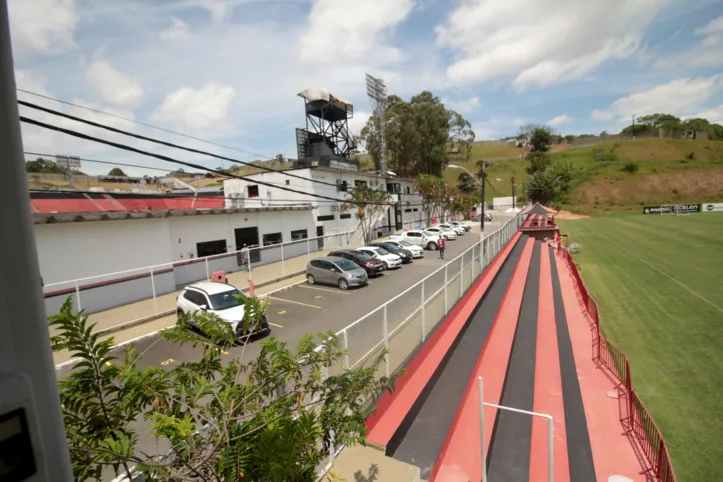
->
[444,138,723,214]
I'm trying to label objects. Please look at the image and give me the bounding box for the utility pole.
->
[479,160,487,242]
[511,176,516,209]
[632,114,636,138]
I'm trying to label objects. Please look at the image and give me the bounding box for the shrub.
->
[621,162,639,173]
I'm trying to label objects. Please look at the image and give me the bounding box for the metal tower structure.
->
[365,73,387,176]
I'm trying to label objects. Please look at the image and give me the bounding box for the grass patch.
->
[558,214,723,482]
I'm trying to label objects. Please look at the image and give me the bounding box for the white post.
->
[280,243,285,276]
[343,329,349,370]
[205,257,210,280]
[478,376,487,482]
[383,305,390,377]
[547,415,554,482]
[74,281,82,311]
[421,281,426,342]
[444,265,448,312]
[150,268,158,314]
[307,238,311,262]
[460,256,464,293]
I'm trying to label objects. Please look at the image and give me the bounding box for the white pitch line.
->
[602,233,723,315]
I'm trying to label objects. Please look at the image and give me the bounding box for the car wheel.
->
[427,242,438,250]
[383,260,391,269]
[338,278,348,290]
[307,274,315,285]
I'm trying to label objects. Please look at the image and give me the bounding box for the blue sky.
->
[10,0,723,176]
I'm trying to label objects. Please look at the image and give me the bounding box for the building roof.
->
[297,88,353,109]
[32,205,312,225]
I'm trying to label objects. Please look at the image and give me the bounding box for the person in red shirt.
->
[438,235,446,260]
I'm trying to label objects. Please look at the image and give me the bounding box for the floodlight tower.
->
[365,73,388,176]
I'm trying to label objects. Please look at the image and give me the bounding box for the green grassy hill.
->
[444,138,723,214]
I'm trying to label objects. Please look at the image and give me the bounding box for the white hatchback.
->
[384,240,424,259]
[424,226,457,240]
[356,246,403,269]
[438,223,466,235]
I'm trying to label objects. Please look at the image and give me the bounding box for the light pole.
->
[448,163,486,241]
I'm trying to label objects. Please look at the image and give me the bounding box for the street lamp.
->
[448,163,486,241]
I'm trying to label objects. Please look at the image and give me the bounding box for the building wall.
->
[39,209,317,316]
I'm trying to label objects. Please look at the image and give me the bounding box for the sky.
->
[10,0,723,176]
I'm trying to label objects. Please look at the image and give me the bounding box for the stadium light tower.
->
[365,73,388,176]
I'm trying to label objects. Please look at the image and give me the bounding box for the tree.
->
[637,113,681,127]
[344,185,392,244]
[529,128,552,153]
[456,171,478,193]
[415,174,446,225]
[526,168,559,205]
[548,161,574,193]
[525,150,551,175]
[25,157,67,174]
[52,296,395,481]
[449,112,476,160]
[108,167,127,177]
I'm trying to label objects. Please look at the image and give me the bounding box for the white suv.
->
[176,281,269,337]
[425,226,456,240]
[438,223,466,235]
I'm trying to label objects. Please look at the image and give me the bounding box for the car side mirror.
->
[199,304,208,311]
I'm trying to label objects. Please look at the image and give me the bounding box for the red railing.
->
[555,241,676,482]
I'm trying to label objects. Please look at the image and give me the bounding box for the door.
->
[316,226,324,250]
[316,260,332,283]
[234,227,260,266]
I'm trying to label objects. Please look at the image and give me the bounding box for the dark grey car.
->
[306,256,368,290]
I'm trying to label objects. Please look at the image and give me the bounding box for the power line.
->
[19,98,374,193]
[20,116,422,207]
[17,89,272,160]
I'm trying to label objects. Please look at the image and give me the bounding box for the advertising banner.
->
[702,203,723,213]
[642,204,701,214]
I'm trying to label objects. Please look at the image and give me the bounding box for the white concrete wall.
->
[35,218,173,285]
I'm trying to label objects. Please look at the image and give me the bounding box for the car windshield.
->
[398,241,413,247]
[336,259,359,271]
[209,289,244,310]
[355,251,373,260]
[373,247,390,255]
[381,244,399,252]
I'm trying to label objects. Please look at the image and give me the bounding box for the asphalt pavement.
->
[54,215,512,480]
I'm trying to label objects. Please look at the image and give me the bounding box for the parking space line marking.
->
[299,285,350,295]
[268,296,322,309]
[160,358,175,366]
[269,322,284,328]
[278,310,287,315]
[315,295,322,299]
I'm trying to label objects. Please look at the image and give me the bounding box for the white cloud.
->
[8,0,77,56]
[655,15,723,69]
[692,104,723,125]
[547,114,572,126]
[592,74,723,122]
[193,0,235,20]
[512,118,527,128]
[591,109,614,121]
[299,0,415,65]
[86,60,143,107]
[436,0,668,90]
[151,82,237,130]
[348,111,371,136]
[160,17,190,40]
[444,96,480,114]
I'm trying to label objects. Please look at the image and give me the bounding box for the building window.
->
[291,229,308,240]
[405,208,412,213]
[413,208,419,212]
[285,180,290,185]
[262,232,282,246]
[354,180,367,188]
[317,214,335,221]
[196,239,227,258]
[340,213,352,219]
[247,185,259,197]
[337,180,348,192]
[406,186,411,194]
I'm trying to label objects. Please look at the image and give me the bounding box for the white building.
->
[36,205,317,316]
[223,166,426,241]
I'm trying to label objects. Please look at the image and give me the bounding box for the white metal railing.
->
[43,230,355,322]
[315,212,525,471]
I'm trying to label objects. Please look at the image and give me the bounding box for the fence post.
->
[626,362,634,427]
[74,281,82,311]
[478,377,487,482]
[150,268,158,314]
[280,243,285,276]
[307,238,311,262]
[343,329,349,370]
[383,305,390,378]
[421,280,426,342]
[444,265,448,312]
[547,416,554,482]
[205,258,210,280]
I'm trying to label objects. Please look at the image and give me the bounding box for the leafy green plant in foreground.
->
[51,296,397,481]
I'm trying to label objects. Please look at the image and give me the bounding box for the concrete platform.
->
[329,445,421,482]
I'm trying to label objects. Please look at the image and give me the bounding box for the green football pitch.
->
[558,213,723,482]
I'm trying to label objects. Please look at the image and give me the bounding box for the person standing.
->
[438,235,446,260]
